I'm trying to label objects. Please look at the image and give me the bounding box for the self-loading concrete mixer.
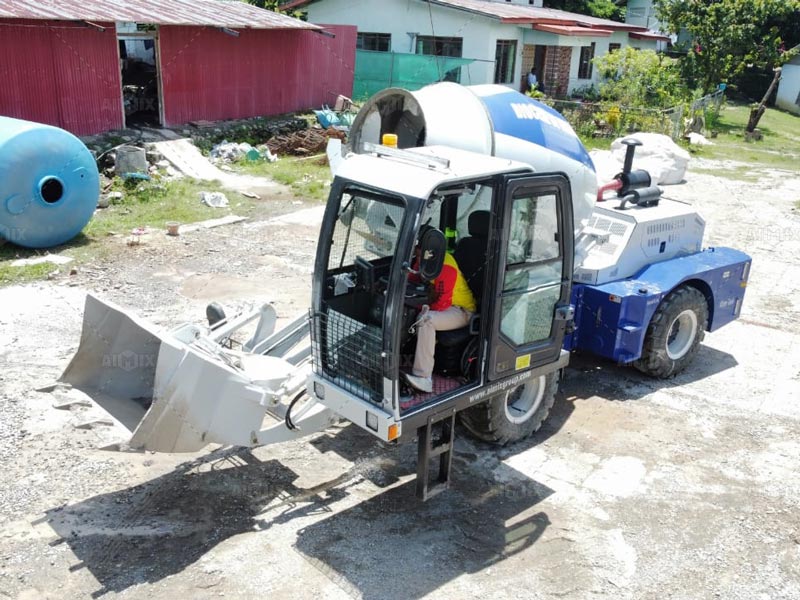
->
[58,84,751,499]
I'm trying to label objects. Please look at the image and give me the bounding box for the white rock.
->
[687,132,713,146]
[199,191,229,208]
[12,255,73,268]
[610,132,690,185]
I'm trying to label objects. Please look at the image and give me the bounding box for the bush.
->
[593,48,689,109]
[570,83,601,102]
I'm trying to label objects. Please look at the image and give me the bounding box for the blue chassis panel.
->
[565,247,751,364]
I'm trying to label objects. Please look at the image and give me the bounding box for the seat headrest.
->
[468,210,490,238]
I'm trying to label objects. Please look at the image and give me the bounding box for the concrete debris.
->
[255,146,279,163]
[104,191,124,207]
[210,141,255,163]
[199,191,230,208]
[74,419,115,430]
[687,132,713,146]
[181,215,248,233]
[11,255,73,268]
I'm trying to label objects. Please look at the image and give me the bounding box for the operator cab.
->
[310,145,575,438]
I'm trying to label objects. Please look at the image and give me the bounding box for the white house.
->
[626,0,660,30]
[625,0,670,52]
[776,54,800,116]
[283,0,668,97]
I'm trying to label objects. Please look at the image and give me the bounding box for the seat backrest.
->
[454,210,490,304]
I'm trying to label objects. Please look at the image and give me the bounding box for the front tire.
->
[459,371,559,445]
[635,286,709,378]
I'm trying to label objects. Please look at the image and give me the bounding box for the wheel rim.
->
[504,376,546,424]
[666,309,698,360]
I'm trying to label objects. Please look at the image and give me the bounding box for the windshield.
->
[328,190,405,271]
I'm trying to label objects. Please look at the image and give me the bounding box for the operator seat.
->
[434,210,490,375]
[453,210,490,302]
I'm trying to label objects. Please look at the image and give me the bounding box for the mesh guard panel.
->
[312,309,384,405]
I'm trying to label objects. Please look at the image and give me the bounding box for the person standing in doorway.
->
[527,67,538,92]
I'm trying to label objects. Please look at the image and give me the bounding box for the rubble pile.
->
[190,116,308,155]
[209,141,255,163]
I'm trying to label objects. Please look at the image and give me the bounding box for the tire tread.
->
[635,286,708,378]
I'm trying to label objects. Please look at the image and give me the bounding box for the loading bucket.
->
[59,295,295,453]
[60,294,162,433]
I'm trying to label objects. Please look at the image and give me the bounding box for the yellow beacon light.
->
[382,133,398,148]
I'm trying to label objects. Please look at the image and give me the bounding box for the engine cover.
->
[575,199,706,285]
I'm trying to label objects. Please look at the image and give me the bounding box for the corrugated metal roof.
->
[426,0,643,30]
[629,30,671,42]
[0,0,321,30]
[283,0,643,31]
[534,24,612,37]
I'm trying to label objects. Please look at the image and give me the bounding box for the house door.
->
[534,45,547,91]
[117,26,163,127]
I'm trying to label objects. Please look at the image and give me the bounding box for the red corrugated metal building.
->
[0,0,356,135]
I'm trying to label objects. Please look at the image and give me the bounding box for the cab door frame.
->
[487,172,574,381]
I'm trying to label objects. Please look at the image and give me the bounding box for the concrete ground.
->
[0,159,798,600]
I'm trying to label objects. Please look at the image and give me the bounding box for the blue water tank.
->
[0,117,99,249]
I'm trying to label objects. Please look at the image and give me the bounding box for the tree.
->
[246,0,306,18]
[594,47,689,108]
[543,0,625,21]
[246,0,282,8]
[655,0,800,94]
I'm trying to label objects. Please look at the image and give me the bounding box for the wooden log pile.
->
[267,128,347,156]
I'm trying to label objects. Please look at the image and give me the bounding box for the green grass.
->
[578,136,616,152]
[689,103,800,177]
[83,178,250,238]
[0,178,254,287]
[235,155,332,201]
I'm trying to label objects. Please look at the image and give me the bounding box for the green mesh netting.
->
[354,50,476,100]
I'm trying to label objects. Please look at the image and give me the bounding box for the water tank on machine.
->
[0,117,99,249]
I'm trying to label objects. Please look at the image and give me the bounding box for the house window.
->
[416,35,464,82]
[357,32,391,52]
[578,42,596,79]
[608,43,621,54]
[494,40,517,84]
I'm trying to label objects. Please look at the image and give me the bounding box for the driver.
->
[405,225,476,393]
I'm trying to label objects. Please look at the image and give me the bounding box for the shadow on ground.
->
[43,420,557,597]
[563,344,738,402]
[293,459,553,599]
[43,448,304,597]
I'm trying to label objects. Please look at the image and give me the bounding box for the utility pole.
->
[746,67,782,135]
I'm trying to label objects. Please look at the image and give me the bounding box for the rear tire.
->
[635,286,708,378]
[459,371,559,445]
